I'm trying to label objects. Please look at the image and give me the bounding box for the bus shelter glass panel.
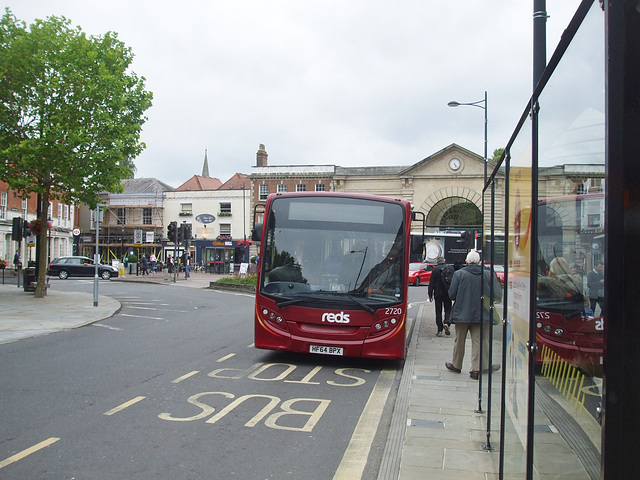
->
[481,178,506,459]
[534,3,604,479]
[502,122,533,477]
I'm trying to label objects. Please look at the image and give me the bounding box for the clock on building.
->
[449,158,461,171]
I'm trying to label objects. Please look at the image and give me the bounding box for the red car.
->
[491,264,505,286]
[408,262,435,286]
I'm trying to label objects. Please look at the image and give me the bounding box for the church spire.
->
[202,149,210,177]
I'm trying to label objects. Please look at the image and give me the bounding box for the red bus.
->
[535,192,604,376]
[252,192,420,360]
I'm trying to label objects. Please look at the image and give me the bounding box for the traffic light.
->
[23,220,30,238]
[177,223,192,242]
[167,222,177,242]
[12,217,22,241]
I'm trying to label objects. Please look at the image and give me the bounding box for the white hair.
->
[466,250,481,264]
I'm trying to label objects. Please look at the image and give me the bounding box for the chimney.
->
[256,144,268,167]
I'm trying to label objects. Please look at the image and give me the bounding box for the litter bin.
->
[23,267,37,292]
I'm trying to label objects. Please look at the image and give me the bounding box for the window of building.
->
[64,205,69,226]
[277,184,287,193]
[180,203,192,216]
[315,183,326,192]
[116,208,126,225]
[219,223,231,237]
[296,184,306,192]
[219,202,231,216]
[0,192,6,220]
[57,203,63,222]
[259,184,269,201]
[143,208,152,225]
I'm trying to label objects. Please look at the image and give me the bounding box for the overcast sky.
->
[6,1,581,188]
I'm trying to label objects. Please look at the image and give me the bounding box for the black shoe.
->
[445,362,461,373]
[443,324,450,335]
[470,371,479,380]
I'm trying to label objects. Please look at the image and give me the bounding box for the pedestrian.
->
[149,253,157,273]
[183,252,191,278]
[587,261,605,316]
[167,254,173,273]
[141,254,148,275]
[13,251,20,269]
[428,256,454,336]
[445,250,502,380]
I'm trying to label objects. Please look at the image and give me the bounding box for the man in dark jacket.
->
[445,250,502,380]
[428,256,453,336]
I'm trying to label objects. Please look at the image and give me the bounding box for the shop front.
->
[195,238,251,274]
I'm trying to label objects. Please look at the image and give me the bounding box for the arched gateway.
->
[418,186,483,229]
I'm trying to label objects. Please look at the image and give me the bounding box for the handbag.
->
[483,294,502,326]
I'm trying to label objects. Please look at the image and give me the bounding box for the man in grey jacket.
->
[445,250,502,380]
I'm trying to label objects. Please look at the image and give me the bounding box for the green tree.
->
[491,148,505,163]
[0,9,152,297]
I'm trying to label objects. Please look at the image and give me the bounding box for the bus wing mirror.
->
[251,223,263,242]
[410,235,424,254]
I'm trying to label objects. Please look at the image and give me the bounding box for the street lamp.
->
[448,91,491,426]
[448,91,488,183]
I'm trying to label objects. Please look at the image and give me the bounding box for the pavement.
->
[0,270,597,479]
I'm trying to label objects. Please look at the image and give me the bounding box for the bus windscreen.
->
[262,196,405,303]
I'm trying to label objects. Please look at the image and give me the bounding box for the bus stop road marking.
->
[0,437,60,470]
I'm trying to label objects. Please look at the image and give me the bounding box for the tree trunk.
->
[34,194,50,298]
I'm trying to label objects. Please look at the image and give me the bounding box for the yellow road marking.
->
[332,368,395,480]
[0,437,60,469]
[104,396,146,416]
[172,371,199,383]
[217,353,236,362]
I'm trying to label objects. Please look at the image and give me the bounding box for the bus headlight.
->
[258,305,288,331]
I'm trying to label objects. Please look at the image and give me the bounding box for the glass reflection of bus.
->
[536,193,604,376]
[252,192,419,360]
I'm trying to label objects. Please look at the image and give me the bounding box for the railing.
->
[540,344,587,415]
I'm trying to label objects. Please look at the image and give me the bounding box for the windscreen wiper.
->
[344,294,376,313]
[273,295,305,307]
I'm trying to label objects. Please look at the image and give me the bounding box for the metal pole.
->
[470,90,488,415]
[478,90,488,414]
[93,205,100,307]
[533,0,547,89]
[483,179,497,452]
